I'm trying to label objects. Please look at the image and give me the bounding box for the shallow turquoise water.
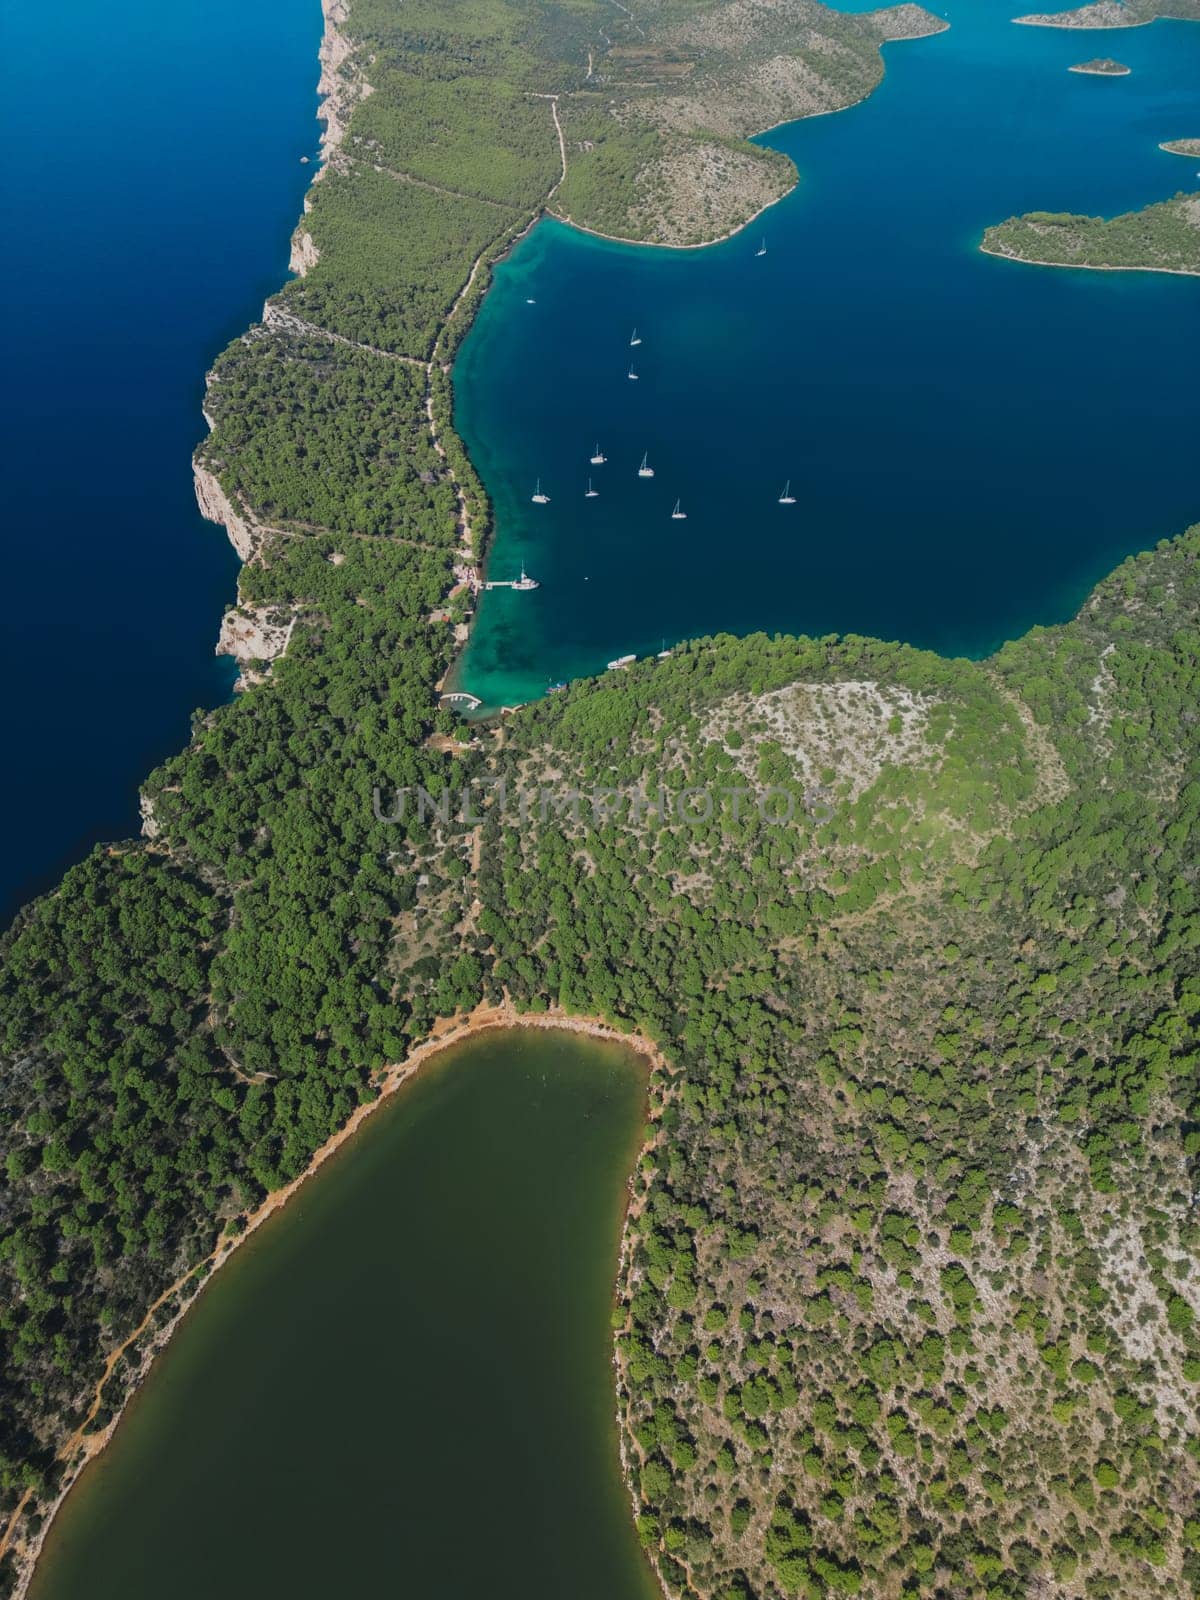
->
[454,0,1200,707]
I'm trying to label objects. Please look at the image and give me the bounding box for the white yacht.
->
[637,452,654,478]
[512,567,540,591]
[585,479,599,498]
[778,480,796,505]
[531,478,550,504]
[671,498,686,520]
[630,327,642,346]
[607,653,636,670]
[590,443,607,465]
[755,239,767,257]
[628,365,639,380]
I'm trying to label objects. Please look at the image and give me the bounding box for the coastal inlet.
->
[451,0,1200,710]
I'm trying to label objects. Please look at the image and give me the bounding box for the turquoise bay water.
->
[455,0,1200,707]
[32,1030,658,1600]
[0,0,320,924]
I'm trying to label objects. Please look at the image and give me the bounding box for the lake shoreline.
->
[10,1003,666,1600]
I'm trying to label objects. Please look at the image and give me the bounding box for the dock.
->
[484,566,539,592]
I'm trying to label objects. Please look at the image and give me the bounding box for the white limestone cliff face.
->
[192,462,259,562]
[289,227,320,275]
[317,0,370,156]
[283,2,372,279]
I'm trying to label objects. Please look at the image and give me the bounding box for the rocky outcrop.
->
[138,794,160,841]
[193,462,259,562]
[289,227,320,275]
[216,605,297,685]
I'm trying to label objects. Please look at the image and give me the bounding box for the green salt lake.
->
[32,1030,659,1600]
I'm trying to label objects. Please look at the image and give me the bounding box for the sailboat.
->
[637,452,654,478]
[630,327,642,346]
[585,479,599,498]
[671,498,687,520]
[628,364,639,380]
[590,443,607,464]
[512,566,540,591]
[531,478,550,504]
[755,238,767,257]
[778,480,796,505]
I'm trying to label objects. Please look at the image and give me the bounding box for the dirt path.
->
[549,95,567,194]
[527,93,567,196]
[345,154,516,212]
[263,302,428,364]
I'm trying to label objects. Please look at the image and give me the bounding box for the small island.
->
[1069,54,1132,68]
[1161,137,1200,156]
[982,191,1200,274]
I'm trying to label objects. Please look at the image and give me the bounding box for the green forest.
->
[279,166,516,359]
[1,0,1198,1597]
[204,332,453,538]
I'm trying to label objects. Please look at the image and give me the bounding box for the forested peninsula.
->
[1013,0,1200,27]
[2,2,1199,1599]
[981,192,1200,274]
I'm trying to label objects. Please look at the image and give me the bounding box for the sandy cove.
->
[1,1003,665,1600]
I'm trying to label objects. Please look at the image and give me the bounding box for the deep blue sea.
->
[455,0,1200,706]
[0,0,320,924]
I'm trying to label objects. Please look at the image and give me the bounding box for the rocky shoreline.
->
[189,0,362,686]
[1013,1,1150,24]
[1069,54,1132,68]
[980,192,1200,274]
